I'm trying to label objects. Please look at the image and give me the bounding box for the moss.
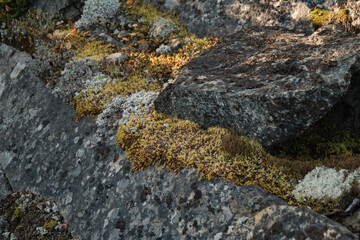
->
[310,8,353,31]
[270,118,360,162]
[116,108,300,204]
[75,40,120,60]
[13,206,21,219]
[0,0,27,21]
[1,8,55,53]
[44,219,58,232]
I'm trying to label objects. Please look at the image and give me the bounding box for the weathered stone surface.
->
[0,43,358,239]
[144,0,360,37]
[326,66,360,134]
[0,168,11,200]
[106,52,129,62]
[28,0,84,15]
[154,25,360,146]
[250,205,357,239]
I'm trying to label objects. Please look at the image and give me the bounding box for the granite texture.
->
[0,43,358,239]
[154,25,360,147]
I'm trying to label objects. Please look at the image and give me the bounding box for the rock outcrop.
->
[144,0,360,37]
[154,25,360,146]
[0,42,358,239]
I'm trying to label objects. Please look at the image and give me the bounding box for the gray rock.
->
[0,42,357,239]
[143,0,360,37]
[154,26,360,146]
[106,52,129,62]
[28,0,84,16]
[249,205,357,240]
[0,167,12,200]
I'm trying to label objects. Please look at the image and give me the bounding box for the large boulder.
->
[0,43,358,239]
[154,25,360,146]
[143,0,360,37]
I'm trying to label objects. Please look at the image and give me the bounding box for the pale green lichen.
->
[292,166,360,203]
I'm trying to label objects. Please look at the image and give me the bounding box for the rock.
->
[143,0,360,37]
[28,0,84,16]
[0,42,358,239]
[156,44,171,54]
[138,42,150,51]
[106,52,129,62]
[250,205,357,240]
[0,168,12,200]
[115,30,129,38]
[75,0,120,29]
[326,66,360,135]
[143,0,312,36]
[168,39,183,51]
[154,26,360,146]
[150,17,180,38]
[343,209,360,234]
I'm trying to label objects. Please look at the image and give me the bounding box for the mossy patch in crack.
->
[270,118,360,164]
[116,108,302,207]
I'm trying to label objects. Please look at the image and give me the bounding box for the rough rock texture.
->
[28,0,84,17]
[0,192,73,239]
[326,64,360,134]
[0,168,11,200]
[0,43,358,239]
[143,0,360,37]
[154,25,360,146]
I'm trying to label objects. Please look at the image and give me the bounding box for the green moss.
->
[116,109,300,205]
[1,8,55,53]
[0,0,27,21]
[270,118,360,161]
[310,8,353,31]
[13,206,21,219]
[75,40,120,60]
[44,219,58,232]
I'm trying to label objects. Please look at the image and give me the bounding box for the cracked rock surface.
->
[0,42,358,239]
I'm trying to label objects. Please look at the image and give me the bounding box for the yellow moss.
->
[73,90,106,121]
[13,207,21,219]
[71,1,216,120]
[310,8,353,31]
[116,109,300,204]
[44,219,58,232]
[75,40,119,60]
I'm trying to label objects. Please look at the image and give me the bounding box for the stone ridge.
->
[154,25,360,146]
[144,0,360,37]
[0,43,358,239]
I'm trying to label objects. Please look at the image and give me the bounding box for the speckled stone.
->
[0,43,358,239]
[143,0,360,37]
[155,25,360,147]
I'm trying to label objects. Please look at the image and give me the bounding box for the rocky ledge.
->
[155,25,360,146]
[0,42,358,239]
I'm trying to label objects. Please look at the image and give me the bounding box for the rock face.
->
[0,43,358,239]
[27,0,84,17]
[154,25,360,146]
[326,67,360,134]
[144,0,360,37]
